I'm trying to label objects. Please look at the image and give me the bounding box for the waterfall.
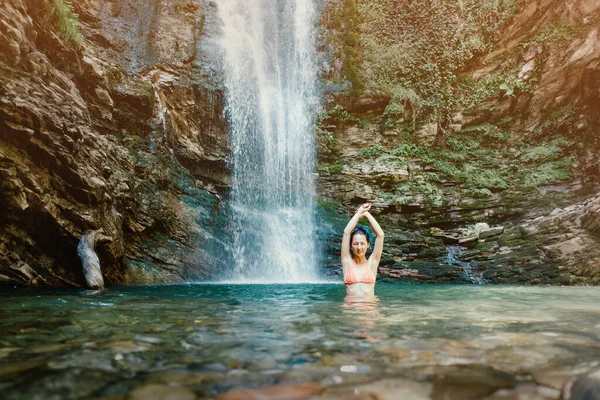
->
[446,246,487,284]
[217,0,321,282]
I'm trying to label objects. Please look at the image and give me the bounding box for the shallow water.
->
[1,284,599,399]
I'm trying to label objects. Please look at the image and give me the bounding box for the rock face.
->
[0,0,230,286]
[316,0,600,284]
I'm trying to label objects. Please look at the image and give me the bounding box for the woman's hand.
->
[355,203,372,217]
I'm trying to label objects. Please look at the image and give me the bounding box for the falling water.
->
[218,0,320,282]
[446,245,487,284]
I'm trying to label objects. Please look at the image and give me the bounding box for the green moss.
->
[463,163,508,190]
[462,123,509,143]
[327,163,345,174]
[446,135,480,152]
[529,20,582,47]
[396,179,444,208]
[459,69,533,111]
[535,107,576,138]
[52,0,83,46]
[465,187,493,198]
[355,0,518,120]
[356,144,387,158]
[423,172,440,182]
[322,0,364,96]
[519,137,569,163]
[392,143,432,162]
[432,159,462,180]
[521,159,573,188]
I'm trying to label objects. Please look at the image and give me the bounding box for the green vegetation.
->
[317,1,585,208]
[396,179,444,208]
[356,0,518,122]
[522,159,573,188]
[318,199,342,213]
[519,137,570,163]
[527,20,582,47]
[322,0,363,96]
[52,0,83,46]
[458,69,533,111]
[356,144,386,158]
[319,162,345,174]
[392,143,431,161]
[534,107,576,138]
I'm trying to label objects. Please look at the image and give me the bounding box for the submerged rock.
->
[215,382,324,400]
[128,384,196,400]
[562,370,600,400]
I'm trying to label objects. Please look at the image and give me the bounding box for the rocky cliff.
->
[316,0,600,284]
[0,0,230,286]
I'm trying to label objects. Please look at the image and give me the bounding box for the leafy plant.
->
[328,163,345,174]
[527,20,581,47]
[396,179,444,207]
[52,0,83,46]
[521,159,573,188]
[357,144,387,158]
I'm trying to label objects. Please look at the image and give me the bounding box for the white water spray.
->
[218,0,320,282]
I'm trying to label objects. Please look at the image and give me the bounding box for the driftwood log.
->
[77,229,113,289]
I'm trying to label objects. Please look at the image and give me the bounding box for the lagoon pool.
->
[1,283,599,399]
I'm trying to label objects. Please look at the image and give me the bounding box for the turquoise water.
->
[1,284,599,399]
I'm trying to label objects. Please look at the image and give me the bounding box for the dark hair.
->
[350,226,372,248]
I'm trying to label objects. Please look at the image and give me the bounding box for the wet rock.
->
[314,378,433,400]
[417,365,517,400]
[128,384,196,400]
[133,335,164,344]
[145,370,214,386]
[562,369,600,400]
[106,340,152,353]
[479,227,504,240]
[0,360,44,378]
[581,195,600,234]
[215,382,325,400]
[112,76,155,118]
[484,382,560,400]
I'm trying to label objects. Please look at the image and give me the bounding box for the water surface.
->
[1,284,599,399]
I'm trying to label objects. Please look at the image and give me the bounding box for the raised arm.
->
[364,211,384,264]
[341,203,371,269]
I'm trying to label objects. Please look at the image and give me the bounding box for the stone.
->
[106,340,152,353]
[128,384,196,400]
[145,370,213,386]
[459,235,478,245]
[347,90,391,114]
[518,59,536,80]
[134,335,164,344]
[570,28,598,63]
[562,369,600,400]
[95,87,114,107]
[315,378,432,400]
[479,227,504,239]
[215,382,325,400]
[448,124,462,132]
[82,55,105,80]
[414,122,438,147]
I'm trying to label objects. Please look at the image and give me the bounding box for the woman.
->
[341,203,384,296]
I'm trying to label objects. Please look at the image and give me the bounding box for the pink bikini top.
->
[344,264,375,285]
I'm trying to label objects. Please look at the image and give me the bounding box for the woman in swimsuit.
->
[341,203,385,297]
